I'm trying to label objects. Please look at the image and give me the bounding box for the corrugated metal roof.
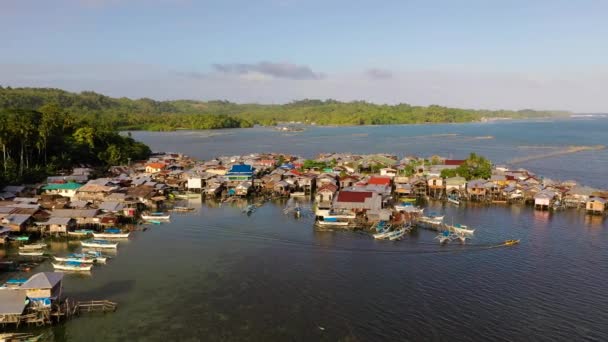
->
[0,290,27,315]
[21,272,63,290]
[336,191,373,203]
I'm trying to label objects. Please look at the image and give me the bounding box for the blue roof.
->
[228,164,253,174]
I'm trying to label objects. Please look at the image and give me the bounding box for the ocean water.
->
[3,119,607,341]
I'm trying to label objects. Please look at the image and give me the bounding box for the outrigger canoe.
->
[504,239,520,246]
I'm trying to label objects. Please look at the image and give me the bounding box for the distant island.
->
[0,87,570,131]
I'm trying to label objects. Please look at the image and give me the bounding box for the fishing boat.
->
[316,217,349,227]
[372,222,392,239]
[1,278,27,288]
[294,206,302,218]
[81,239,119,249]
[504,239,520,246]
[141,212,171,220]
[68,229,94,237]
[19,251,44,256]
[243,205,256,215]
[171,206,195,212]
[54,251,107,264]
[18,243,47,250]
[388,228,407,241]
[394,202,424,214]
[447,196,460,205]
[448,223,475,236]
[435,231,452,244]
[418,214,444,226]
[146,220,162,225]
[93,228,130,239]
[173,192,200,199]
[453,232,469,244]
[52,261,93,272]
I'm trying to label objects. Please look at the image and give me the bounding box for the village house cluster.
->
[0,151,606,243]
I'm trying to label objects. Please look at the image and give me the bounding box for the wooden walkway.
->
[76,300,118,313]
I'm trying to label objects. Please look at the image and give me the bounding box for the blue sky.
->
[1,0,607,111]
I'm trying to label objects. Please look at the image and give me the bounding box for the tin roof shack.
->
[315,184,338,208]
[445,177,467,196]
[586,197,606,215]
[563,186,597,208]
[21,272,64,305]
[50,209,100,226]
[36,217,76,236]
[74,183,117,203]
[42,182,82,198]
[427,176,444,198]
[0,290,27,324]
[0,214,32,232]
[467,179,488,200]
[333,190,382,214]
[339,175,360,189]
[534,190,557,210]
[2,185,26,197]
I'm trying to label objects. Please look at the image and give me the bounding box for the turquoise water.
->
[2,119,607,341]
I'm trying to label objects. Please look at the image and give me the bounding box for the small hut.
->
[586,197,606,215]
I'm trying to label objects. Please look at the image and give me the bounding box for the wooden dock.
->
[76,300,118,313]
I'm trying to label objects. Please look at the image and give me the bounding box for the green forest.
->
[0,103,151,186]
[0,87,569,131]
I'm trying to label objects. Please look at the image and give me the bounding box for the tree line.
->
[0,103,150,186]
[0,87,569,131]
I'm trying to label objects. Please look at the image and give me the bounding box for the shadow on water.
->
[67,279,136,300]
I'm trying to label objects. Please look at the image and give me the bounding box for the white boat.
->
[19,251,44,256]
[171,206,195,212]
[435,231,452,244]
[81,239,119,249]
[93,229,130,239]
[93,232,130,239]
[418,215,444,225]
[68,230,94,237]
[173,192,200,199]
[448,223,475,236]
[19,243,46,250]
[54,251,107,264]
[394,203,424,214]
[141,213,171,220]
[317,220,349,227]
[388,228,406,241]
[448,197,460,205]
[52,262,93,272]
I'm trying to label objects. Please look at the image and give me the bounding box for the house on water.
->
[226,164,254,182]
[586,197,606,215]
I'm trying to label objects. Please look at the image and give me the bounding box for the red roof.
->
[146,163,166,169]
[367,176,391,186]
[317,184,338,193]
[444,160,465,166]
[336,191,373,203]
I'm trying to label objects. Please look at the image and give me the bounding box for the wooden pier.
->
[76,300,118,313]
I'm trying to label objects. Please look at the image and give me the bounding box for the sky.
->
[1,0,607,112]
